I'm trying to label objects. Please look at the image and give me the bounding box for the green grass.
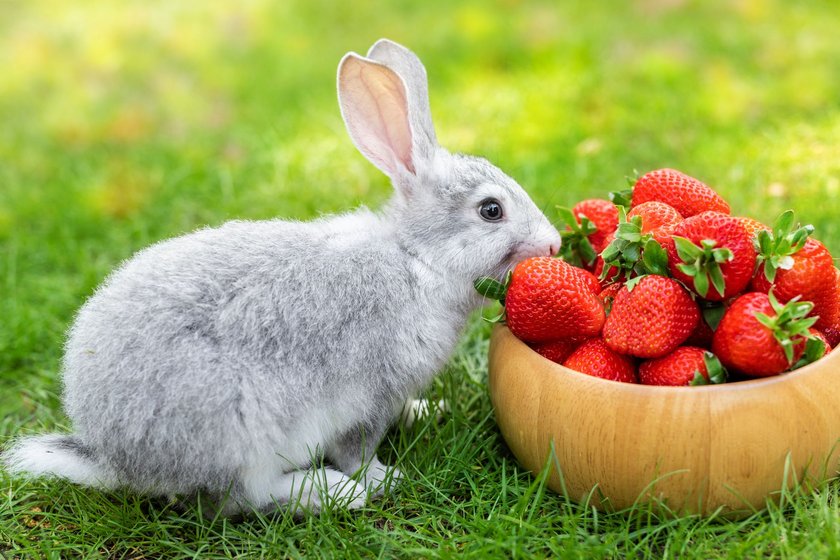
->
[2,0,840,557]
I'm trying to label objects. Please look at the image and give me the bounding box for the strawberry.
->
[751,212,837,331]
[573,199,620,253]
[631,169,730,217]
[557,200,619,268]
[563,339,637,383]
[735,216,769,240]
[752,238,837,331]
[603,275,700,358]
[532,338,587,364]
[628,201,683,238]
[639,347,727,386]
[570,265,602,295]
[712,291,820,377]
[628,202,684,253]
[666,211,756,300]
[474,257,606,343]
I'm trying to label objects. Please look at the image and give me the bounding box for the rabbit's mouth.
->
[486,242,535,280]
[507,241,556,266]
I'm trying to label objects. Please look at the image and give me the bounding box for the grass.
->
[2,0,840,557]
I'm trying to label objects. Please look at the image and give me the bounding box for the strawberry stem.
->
[755,210,815,283]
[609,187,634,208]
[690,352,728,385]
[673,236,733,298]
[755,291,819,364]
[599,207,669,282]
[556,206,598,267]
[792,336,828,370]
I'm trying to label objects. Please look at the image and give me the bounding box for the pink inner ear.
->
[359,65,415,174]
[341,57,415,177]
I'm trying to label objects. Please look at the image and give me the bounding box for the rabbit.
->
[2,39,561,515]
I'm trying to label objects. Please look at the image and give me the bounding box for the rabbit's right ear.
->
[338,53,435,186]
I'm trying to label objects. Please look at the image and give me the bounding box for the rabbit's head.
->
[338,39,560,283]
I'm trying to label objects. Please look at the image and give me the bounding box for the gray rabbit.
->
[3,39,561,515]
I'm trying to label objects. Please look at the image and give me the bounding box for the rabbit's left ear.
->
[366,39,438,162]
[338,53,418,180]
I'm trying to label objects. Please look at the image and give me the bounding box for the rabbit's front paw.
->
[400,398,447,429]
[363,460,403,498]
[324,472,367,510]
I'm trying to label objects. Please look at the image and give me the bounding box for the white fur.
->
[3,435,118,490]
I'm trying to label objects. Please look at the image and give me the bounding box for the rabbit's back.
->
[61,214,457,493]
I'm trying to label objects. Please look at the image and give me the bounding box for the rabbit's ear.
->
[338,53,417,180]
[366,39,437,161]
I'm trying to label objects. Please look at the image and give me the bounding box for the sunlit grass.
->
[2,0,840,557]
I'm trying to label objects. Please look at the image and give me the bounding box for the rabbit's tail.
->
[2,434,119,490]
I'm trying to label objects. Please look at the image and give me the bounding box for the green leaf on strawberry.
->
[792,336,828,370]
[473,272,512,323]
[754,291,818,364]
[689,352,728,385]
[673,236,734,298]
[641,238,669,277]
[609,188,634,208]
[701,303,727,331]
[755,210,815,283]
[474,271,512,303]
[556,206,599,267]
[599,208,671,282]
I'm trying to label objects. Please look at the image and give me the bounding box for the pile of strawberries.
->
[476,169,839,386]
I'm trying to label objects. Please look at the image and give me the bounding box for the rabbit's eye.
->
[479,199,503,222]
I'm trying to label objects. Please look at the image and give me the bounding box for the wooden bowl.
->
[488,325,840,515]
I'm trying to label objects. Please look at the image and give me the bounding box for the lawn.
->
[2,0,840,557]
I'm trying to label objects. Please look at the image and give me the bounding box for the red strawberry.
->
[736,216,769,240]
[570,265,602,295]
[712,292,817,377]
[631,169,730,217]
[666,211,756,301]
[474,257,606,343]
[639,347,727,386]
[752,234,837,332]
[573,199,619,253]
[628,201,684,234]
[563,339,637,383]
[628,201,684,248]
[558,200,618,269]
[532,338,587,364]
[603,275,700,358]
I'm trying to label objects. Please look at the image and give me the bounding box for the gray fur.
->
[3,39,561,514]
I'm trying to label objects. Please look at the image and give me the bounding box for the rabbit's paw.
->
[363,460,403,498]
[325,473,368,510]
[400,398,447,429]
[240,466,367,515]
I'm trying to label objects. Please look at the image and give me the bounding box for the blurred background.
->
[1,0,839,415]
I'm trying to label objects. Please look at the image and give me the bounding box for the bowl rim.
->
[493,324,840,395]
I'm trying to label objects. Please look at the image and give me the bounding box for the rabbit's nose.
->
[548,243,560,257]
